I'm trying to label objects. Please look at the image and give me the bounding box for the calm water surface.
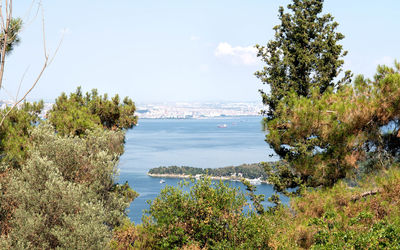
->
[117,117,286,224]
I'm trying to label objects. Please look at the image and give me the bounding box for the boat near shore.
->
[248,177,262,185]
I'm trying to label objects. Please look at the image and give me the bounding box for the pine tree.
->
[255,0,353,189]
[48,87,138,136]
[255,0,351,122]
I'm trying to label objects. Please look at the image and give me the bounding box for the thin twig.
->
[49,31,64,65]
[23,0,36,22]
[20,1,40,32]
[15,66,30,101]
[0,0,62,127]
[0,58,47,126]
[41,2,47,58]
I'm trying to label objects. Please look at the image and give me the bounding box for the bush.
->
[0,154,110,249]
[0,124,138,248]
[135,177,273,249]
[48,87,138,136]
[0,101,43,168]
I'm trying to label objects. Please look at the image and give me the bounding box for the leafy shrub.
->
[0,124,138,248]
[140,177,273,249]
[0,101,43,168]
[0,154,111,249]
[48,87,138,136]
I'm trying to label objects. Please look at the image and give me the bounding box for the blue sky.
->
[2,0,400,103]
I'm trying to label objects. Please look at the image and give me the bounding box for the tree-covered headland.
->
[148,163,269,181]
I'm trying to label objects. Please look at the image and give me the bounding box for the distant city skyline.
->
[2,0,400,103]
[135,102,264,119]
[0,99,264,119]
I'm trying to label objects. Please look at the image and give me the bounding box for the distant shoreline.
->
[138,115,263,120]
[147,173,270,184]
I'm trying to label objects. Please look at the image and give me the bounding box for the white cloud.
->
[215,42,258,65]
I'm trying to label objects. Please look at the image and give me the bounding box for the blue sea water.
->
[117,117,286,224]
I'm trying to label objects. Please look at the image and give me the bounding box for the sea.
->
[117,116,288,224]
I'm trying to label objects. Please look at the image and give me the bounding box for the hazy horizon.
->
[2,0,399,103]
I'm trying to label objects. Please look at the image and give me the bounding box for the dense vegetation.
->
[264,63,400,191]
[48,87,138,136]
[0,101,43,168]
[255,0,354,190]
[111,177,272,249]
[0,9,139,249]
[254,0,400,195]
[148,163,268,180]
[0,88,138,247]
[112,168,400,249]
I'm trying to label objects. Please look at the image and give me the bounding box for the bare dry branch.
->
[0,57,47,126]
[22,1,40,31]
[0,0,62,127]
[15,66,30,101]
[41,1,47,58]
[351,189,381,202]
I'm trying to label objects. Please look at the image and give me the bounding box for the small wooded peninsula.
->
[148,163,269,182]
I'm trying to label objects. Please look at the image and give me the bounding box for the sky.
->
[2,0,400,103]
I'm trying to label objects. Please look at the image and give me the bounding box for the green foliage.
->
[0,154,111,249]
[256,0,354,189]
[310,213,400,249]
[30,123,137,227]
[242,179,265,215]
[85,88,138,130]
[289,168,400,249]
[0,124,138,248]
[222,167,400,249]
[0,101,43,168]
[47,91,101,136]
[149,163,268,180]
[255,0,351,121]
[141,177,272,249]
[265,62,400,188]
[149,165,204,176]
[48,87,138,136]
[0,17,22,54]
[0,88,138,247]
[267,194,282,213]
[263,161,303,195]
[255,0,400,190]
